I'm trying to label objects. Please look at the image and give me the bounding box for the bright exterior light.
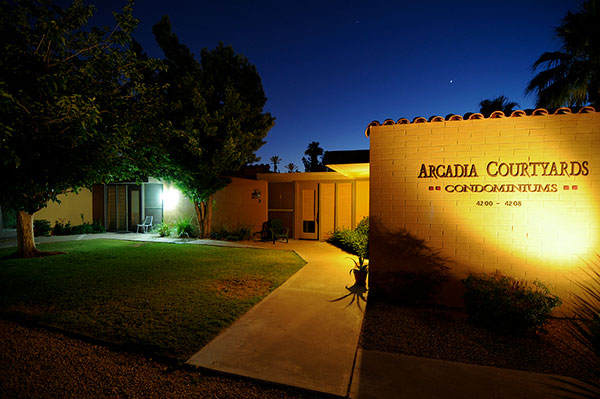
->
[162,186,181,211]
[326,163,370,179]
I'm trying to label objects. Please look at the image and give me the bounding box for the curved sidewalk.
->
[3,232,596,398]
[186,240,366,397]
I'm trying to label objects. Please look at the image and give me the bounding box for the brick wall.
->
[369,111,600,308]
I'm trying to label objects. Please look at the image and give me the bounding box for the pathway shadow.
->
[547,376,600,398]
[329,284,368,312]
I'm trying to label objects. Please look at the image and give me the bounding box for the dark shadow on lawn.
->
[0,250,66,261]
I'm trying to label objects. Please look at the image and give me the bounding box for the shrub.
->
[462,273,562,334]
[1,207,17,229]
[90,221,106,233]
[33,219,52,236]
[70,223,93,234]
[52,220,72,236]
[153,222,172,237]
[211,224,253,241]
[328,217,369,258]
[174,217,197,238]
[51,220,104,235]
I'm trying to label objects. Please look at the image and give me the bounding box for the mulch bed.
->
[360,301,598,381]
[0,320,323,399]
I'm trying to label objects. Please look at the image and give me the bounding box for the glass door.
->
[298,182,318,240]
[128,186,142,232]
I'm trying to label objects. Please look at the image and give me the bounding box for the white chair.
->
[137,216,153,233]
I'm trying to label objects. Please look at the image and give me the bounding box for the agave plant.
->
[569,256,600,374]
[348,252,368,273]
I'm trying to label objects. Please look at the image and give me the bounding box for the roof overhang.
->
[326,163,369,179]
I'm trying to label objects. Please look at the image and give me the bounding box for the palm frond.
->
[567,255,600,375]
[526,1,599,107]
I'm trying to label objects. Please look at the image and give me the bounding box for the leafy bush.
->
[70,223,93,234]
[90,221,106,233]
[174,217,197,238]
[51,220,105,235]
[211,224,253,241]
[33,219,52,236]
[462,273,562,334]
[52,220,72,236]
[1,207,17,229]
[153,222,172,237]
[328,217,369,258]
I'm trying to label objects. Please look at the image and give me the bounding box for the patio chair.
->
[269,219,289,244]
[252,221,271,242]
[137,216,153,233]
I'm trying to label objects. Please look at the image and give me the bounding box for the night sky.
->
[85,0,579,169]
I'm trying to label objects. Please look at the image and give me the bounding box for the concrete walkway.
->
[0,231,257,249]
[186,240,365,397]
[351,349,598,399]
[2,231,597,398]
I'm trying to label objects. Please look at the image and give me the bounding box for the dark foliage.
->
[1,207,16,229]
[33,219,51,237]
[479,95,519,117]
[174,218,197,239]
[152,221,172,237]
[526,0,600,107]
[51,221,105,236]
[328,217,369,258]
[301,141,326,172]
[568,257,600,375]
[211,224,253,241]
[462,273,562,334]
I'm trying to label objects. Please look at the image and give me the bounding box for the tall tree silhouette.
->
[0,0,164,257]
[526,0,600,107]
[270,155,281,173]
[284,162,298,173]
[479,95,519,117]
[152,16,274,237]
[302,141,325,172]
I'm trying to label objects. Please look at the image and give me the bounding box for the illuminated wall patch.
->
[368,111,600,308]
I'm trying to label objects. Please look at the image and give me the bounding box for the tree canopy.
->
[152,16,274,237]
[302,141,326,172]
[526,0,600,108]
[270,155,281,173]
[0,0,164,256]
[285,162,298,173]
[478,95,519,117]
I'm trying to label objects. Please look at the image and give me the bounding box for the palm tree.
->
[302,141,325,172]
[270,156,281,173]
[526,0,600,108]
[285,163,298,173]
[479,95,519,117]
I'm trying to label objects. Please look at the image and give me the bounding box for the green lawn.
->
[0,239,305,359]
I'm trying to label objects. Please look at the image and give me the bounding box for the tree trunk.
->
[16,210,39,258]
[194,196,213,239]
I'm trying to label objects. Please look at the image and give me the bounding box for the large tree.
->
[302,141,326,172]
[479,95,519,117]
[152,16,274,238]
[526,0,600,108]
[0,0,163,257]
